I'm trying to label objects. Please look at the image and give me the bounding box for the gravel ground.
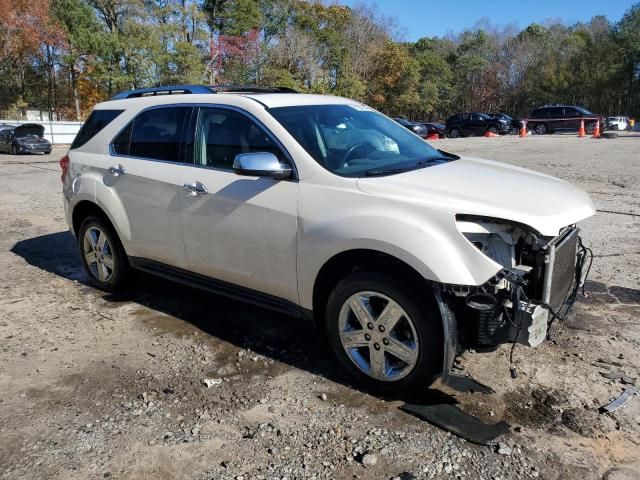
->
[1,134,639,480]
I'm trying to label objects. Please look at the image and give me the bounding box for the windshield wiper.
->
[365,167,416,176]
[365,157,452,177]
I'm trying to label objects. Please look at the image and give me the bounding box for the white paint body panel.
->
[63,92,595,312]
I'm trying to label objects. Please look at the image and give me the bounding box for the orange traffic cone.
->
[484,130,498,138]
[520,121,527,138]
[579,119,586,138]
[592,119,600,138]
[427,133,439,140]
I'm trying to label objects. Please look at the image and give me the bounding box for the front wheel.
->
[325,271,443,395]
[448,127,460,138]
[488,125,499,134]
[78,215,130,292]
[585,122,596,134]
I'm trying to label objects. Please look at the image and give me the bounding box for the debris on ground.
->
[401,403,511,444]
[202,378,222,388]
[599,386,639,413]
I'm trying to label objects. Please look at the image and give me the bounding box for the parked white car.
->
[606,116,629,131]
[62,85,595,394]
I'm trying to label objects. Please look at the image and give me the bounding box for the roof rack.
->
[111,85,215,100]
[110,84,297,100]
[212,85,298,94]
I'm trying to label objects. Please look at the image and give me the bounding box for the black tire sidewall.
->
[449,128,459,138]
[78,215,128,292]
[325,271,443,396]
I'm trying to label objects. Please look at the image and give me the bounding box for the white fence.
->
[0,119,82,145]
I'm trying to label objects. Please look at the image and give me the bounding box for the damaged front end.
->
[438,215,592,385]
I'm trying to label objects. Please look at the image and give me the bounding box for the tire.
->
[448,127,460,138]
[533,123,548,135]
[78,215,130,292]
[325,271,443,396]
[509,126,519,135]
[585,122,595,135]
[488,125,499,134]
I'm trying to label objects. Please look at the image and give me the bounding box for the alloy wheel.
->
[449,128,459,138]
[535,124,547,135]
[83,226,115,282]
[338,291,419,382]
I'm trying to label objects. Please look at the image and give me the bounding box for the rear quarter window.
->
[71,110,123,149]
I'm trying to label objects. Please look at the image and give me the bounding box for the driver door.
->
[179,106,299,304]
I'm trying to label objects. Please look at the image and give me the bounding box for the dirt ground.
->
[1,133,639,480]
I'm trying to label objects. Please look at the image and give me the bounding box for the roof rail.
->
[212,84,298,94]
[111,84,297,100]
[111,85,215,100]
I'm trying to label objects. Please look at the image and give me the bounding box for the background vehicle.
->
[489,113,523,135]
[606,116,629,131]
[392,117,427,137]
[63,86,594,395]
[0,124,51,154]
[528,106,599,135]
[445,113,508,138]
[417,121,446,138]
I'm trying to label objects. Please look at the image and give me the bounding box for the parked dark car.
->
[527,106,599,135]
[488,113,523,135]
[392,117,427,137]
[445,112,509,138]
[0,124,51,154]
[417,121,446,138]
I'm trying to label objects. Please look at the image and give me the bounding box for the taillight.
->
[60,154,69,183]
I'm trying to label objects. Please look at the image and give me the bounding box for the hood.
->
[356,157,595,236]
[14,124,45,138]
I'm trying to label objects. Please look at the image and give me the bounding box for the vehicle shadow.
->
[11,231,451,406]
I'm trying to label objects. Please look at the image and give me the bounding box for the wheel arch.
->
[71,200,130,256]
[311,248,431,328]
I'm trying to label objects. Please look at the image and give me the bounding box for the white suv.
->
[62,85,595,394]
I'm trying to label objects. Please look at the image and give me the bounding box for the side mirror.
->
[233,152,292,179]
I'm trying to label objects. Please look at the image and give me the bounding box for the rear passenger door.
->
[178,106,299,304]
[107,106,192,268]
[548,107,564,131]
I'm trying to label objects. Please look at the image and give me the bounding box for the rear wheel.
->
[448,127,460,138]
[534,123,548,135]
[325,271,443,395]
[585,122,596,134]
[78,215,129,291]
[488,125,499,134]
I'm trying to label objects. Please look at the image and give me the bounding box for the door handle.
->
[108,165,125,177]
[183,181,208,196]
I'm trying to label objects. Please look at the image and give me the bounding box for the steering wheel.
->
[340,142,372,166]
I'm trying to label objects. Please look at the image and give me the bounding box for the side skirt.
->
[129,257,308,320]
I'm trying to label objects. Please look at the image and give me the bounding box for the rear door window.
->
[117,107,192,162]
[71,110,123,149]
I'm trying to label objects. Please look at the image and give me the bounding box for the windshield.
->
[269,105,454,177]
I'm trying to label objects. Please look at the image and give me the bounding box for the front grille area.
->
[545,227,579,310]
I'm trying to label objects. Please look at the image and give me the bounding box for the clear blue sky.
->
[340,0,636,40]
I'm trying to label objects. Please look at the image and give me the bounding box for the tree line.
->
[1,0,638,122]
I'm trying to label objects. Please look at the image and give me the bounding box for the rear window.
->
[71,110,123,149]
